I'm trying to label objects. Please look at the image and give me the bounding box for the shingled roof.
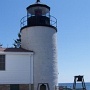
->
[0,48,33,52]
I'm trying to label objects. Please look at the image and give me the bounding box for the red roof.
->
[0,48,33,52]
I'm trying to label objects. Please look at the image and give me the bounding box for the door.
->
[40,84,46,90]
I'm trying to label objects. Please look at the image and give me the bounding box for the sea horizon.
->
[59,82,90,90]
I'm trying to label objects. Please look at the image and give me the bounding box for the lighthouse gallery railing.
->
[20,15,57,29]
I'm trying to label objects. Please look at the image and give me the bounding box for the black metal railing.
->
[20,15,57,29]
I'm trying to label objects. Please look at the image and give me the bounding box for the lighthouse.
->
[20,0,58,90]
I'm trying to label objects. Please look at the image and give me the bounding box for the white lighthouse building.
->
[21,0,58,90]
[0,0,58,90]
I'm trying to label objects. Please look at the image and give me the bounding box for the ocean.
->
[59,83,90,90]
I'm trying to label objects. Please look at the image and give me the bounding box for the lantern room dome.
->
[26,3,50,15]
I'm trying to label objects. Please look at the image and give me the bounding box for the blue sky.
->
[0,0,90,83]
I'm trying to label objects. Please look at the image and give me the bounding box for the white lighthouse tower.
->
[20,0,58,90]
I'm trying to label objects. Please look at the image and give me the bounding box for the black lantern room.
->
[20,0,57,30]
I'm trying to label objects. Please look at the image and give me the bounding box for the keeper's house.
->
[0,48,33,90]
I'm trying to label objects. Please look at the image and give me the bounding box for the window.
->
[10,84,19,90]
[0,55,5,70]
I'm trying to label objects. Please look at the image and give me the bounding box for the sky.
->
[0,0,90,83]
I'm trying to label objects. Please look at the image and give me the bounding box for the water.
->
[59,82,90,90]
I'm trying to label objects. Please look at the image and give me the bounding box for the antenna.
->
[37,0,40,2]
